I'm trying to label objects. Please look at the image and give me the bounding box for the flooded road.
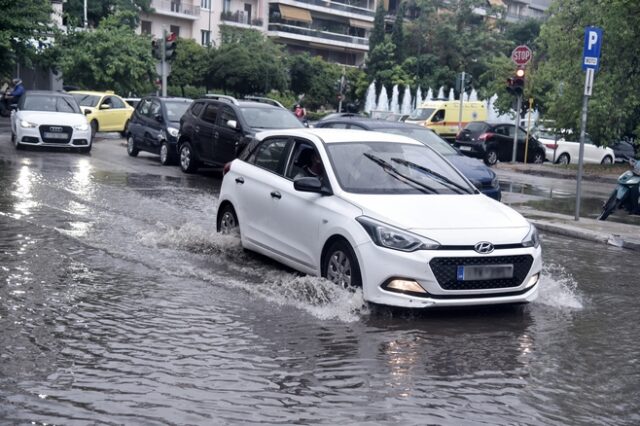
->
[1,137,639,425]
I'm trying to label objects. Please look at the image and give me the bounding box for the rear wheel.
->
[598,191,620,221]
[484,149,498,166]
[90,120,98,139]
[322,239,362,290]
[531,150,545,164]
[557,153,570,165]
[601,155,613,165]
[127,136,139,157]
[179,142,198,173]
[217,204,238,234]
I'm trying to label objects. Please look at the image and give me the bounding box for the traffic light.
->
[455,73,472,94]
[152,38,162,60]
[165,32,177,60]
[506,68,525,96]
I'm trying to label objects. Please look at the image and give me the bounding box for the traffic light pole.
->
[457,71,465,131]
[511,94,521,163]
[161,29,167,97]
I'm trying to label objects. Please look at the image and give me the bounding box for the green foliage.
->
[168,38,209,96]
[56,15,155,95]
[369,3,386,52]
[63,0,152,28]
[391,3,406,62]
[0,0,53,78]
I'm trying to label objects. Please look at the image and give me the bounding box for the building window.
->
[141,20,152,34]
[170,25,180,37]
[171,0,182,13]
[223,0,231,13]
[201,0,211,9]
[201,30,211,46]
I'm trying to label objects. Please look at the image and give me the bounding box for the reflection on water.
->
[0,157,638,425]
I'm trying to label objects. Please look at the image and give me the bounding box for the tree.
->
[391,2,406,63]
[63,0,152,28]
[369,2,387,52]
[168,38,208,97]
[0,0,53,79]
[55,13,155,95]
[288,53,315,96]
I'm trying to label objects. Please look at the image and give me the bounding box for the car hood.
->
[347,193,530,245]
[445,154,495,183]
[17,111,88,125]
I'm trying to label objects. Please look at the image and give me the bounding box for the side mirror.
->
[226,119,239,130]
[293,177,332,196]
[83,108,91,115]
[155,114,163,123]
[99,104,111,110]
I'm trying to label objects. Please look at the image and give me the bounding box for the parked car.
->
[535,129,615,164]
[124,98,141,109]
[69,90,134,138]
[126,96,193,165]
[315,117,501,200]
[10,90,92,152]
[453,121,546,166]
[177,94,303,173]
[609,139,637,163]
[216,128,542,309]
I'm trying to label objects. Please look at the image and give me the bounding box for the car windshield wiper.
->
[363,153,438,194]
[390,157,473,194]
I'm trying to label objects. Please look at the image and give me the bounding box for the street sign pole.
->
[511,94,521,163]
[458,71,465,131]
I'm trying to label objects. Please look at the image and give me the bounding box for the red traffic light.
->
[515,68,525,78]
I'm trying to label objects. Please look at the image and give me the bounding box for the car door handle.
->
[195,125,200,133]
[235,177,244,184]
[270,191,281,199]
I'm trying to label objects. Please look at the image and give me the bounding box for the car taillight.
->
[545,143,558,150]
[223,162,231,176]
[478,132,493,141]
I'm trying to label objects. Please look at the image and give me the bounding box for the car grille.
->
[39,125,72,144]
[429,255,534,290]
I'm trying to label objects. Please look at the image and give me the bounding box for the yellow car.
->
[70,91,134,137]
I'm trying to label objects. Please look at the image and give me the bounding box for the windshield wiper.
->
[390,157,473,194]
[363,153,438,194]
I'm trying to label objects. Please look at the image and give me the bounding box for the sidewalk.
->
[494,162,623,184]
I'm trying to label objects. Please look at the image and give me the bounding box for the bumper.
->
[17,126,92,149]
[454,142,485,158]
[480,187,502,201]
[354,241,542,309]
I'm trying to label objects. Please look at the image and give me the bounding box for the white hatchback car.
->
[10,90,92,152]
[216,129,541,309]
[536,129,615,165]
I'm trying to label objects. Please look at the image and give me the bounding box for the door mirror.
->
[293,177,332,195]
[154,114,163,123]
[226,119,239,130]
[99,104,111,110]
[83,108,91,115]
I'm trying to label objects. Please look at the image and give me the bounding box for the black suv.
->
[126,96,192,165]
[454,121,546,166]
[177,95,304,173]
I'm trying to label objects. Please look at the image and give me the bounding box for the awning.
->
[487,0,506,7]
[349,19,373,30]
[278,4,312,23]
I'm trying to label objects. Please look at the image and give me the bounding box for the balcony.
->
[151,0,200,20]
[220,10,264,27]
[272,0,375,18]
[267,23,368,50]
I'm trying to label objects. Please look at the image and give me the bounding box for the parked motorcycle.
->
[597,159,640,220]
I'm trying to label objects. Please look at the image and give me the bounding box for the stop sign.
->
[511,45,532,66]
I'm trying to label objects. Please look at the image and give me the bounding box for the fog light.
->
[526,273,540,289]
[386,279,427,294]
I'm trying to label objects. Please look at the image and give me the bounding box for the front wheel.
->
[322,239,362,290]
[484,149,498,166]
[601,155,613,165]
[160,142,173,165]
[90,120,98,139]
[120,120,129,137]
[597,191,620,221]
[127,136,139,157]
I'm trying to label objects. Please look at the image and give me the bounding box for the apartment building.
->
[488,0,552,22]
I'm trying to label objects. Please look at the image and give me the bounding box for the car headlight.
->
[356,216,440,251]
[521,224,540,248]
[167,127,179,137]
[20,119,37,128]
[74,123,89,131]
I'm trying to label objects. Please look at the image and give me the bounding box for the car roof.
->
[256,128,424,145]
[25,90,74,97]
[142,96,192,102]
[197,98,280,109]
[319,117,431,131]
[69,90,119,97]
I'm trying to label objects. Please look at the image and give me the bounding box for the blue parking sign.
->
[582,27,603,71]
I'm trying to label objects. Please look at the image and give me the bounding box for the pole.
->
[524,97,533,164]
[511,95,521,162]
[84,0,88,28]
[457,71,465,131]
[575,68,594,221]
[338,71,345,113]
[161,29,167,97]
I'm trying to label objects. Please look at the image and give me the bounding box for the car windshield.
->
[535,129,558,139]
[240,107,303,129]
[377,127,458,156]
[407,108,435,120]
[22,95,81,113]
[165,100,192,122]
[72,94,101,107]
[326,141,474,195]
[465,122,489,135]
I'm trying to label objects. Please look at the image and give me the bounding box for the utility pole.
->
[511,94,521,163]
[161,29,167,97]
[84,0,88,28]
[457,71,465,131]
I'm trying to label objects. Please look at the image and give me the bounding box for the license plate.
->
[44,132,68,139]
[457,264,514,281]
[459,146,472,151]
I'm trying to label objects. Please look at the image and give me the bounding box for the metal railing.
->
[268,23,369,46]
[152,0,201,16]
[288,0,375,17]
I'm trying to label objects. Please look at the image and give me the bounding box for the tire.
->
[127,135,139,157]
[601,155,613,165]
[484,149,498,166]
[556,153,570,165]
[160,142,173,165]
[217,204,238,234]
[322,239,362,290]
[179,142,198,173]
[531,150,545,164]
[120,120,129,138]
[90,120,98,139]
[597,191,620,221]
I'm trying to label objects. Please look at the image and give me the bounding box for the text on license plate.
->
[459,146,472,151]
[457,264,514,281]
[44,132,68,139]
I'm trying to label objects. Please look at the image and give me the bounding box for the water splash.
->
[534,263,583,309]
[469,88,478,101]
[436,86,445,100]
[401,86,412,115]
[390,85,400,114]
[415,86,422,108]
[364,81,376,115]
[448,88,455,101]
[426,87,433,101]
[377,86,389,112]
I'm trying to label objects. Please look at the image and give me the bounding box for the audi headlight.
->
[167,126,179,137]
[74,123,89,131]
[356,216,440,251]
[521,224,540,248]
[20,119,37,128]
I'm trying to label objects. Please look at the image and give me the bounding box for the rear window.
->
[165,100,192,122]
[408,108,435,121]
[464,122,489,135]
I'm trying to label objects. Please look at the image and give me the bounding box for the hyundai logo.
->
[474,242,494,254]
[49,126,63,132]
